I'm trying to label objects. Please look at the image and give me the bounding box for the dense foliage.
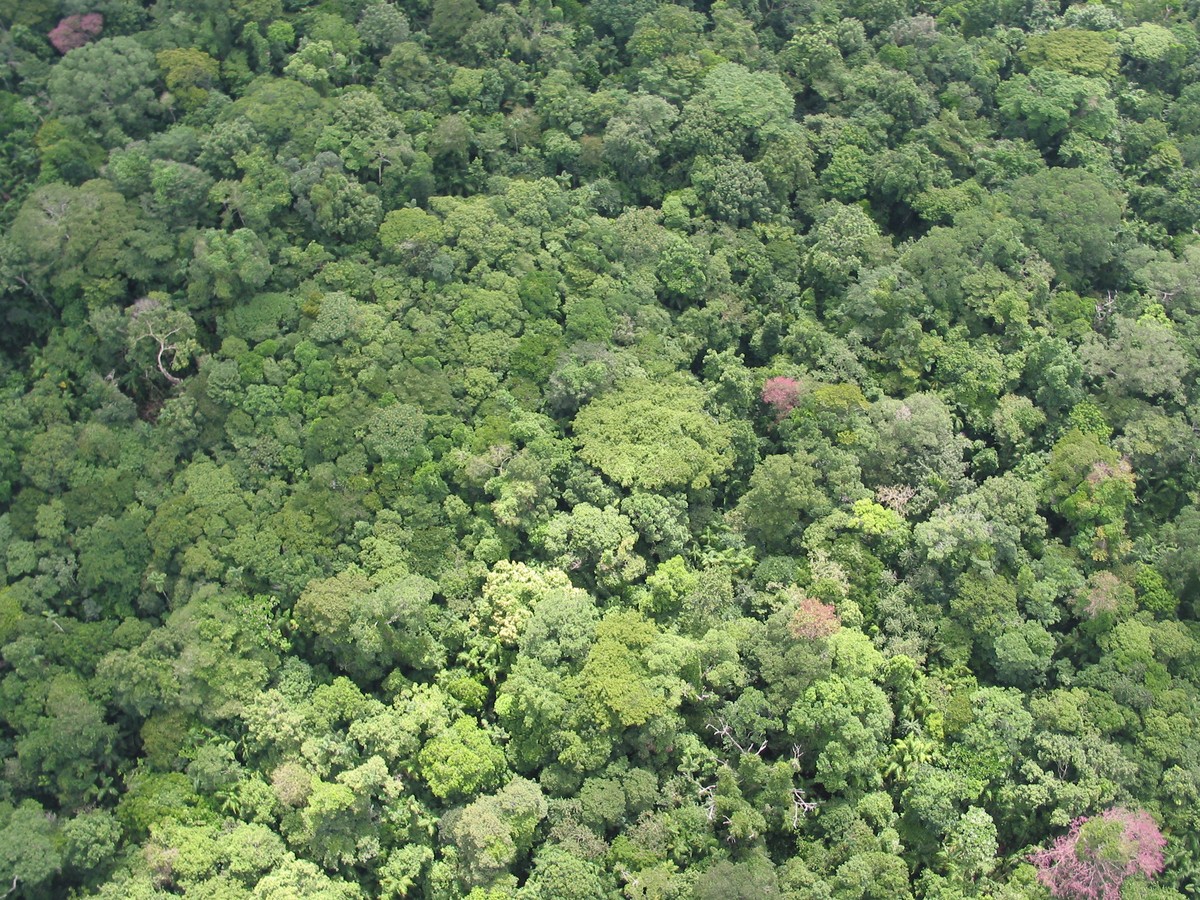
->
[1,0,1199,896]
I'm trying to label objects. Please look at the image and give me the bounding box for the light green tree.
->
[573,379,734,492]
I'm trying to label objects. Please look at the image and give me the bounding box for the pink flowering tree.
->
[788,595,841,641]
[761,376,802,421]
[1030,808,1166,900]
[48,13,104,54]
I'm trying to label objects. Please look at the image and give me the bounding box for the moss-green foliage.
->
[1022,29,1119,77]
[2,0,1200,896]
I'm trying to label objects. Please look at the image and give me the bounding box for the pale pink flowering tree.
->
[761,376,802,420]
[788,596,840,641]
[48,13,104,54]
[1030,807,1166,900]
